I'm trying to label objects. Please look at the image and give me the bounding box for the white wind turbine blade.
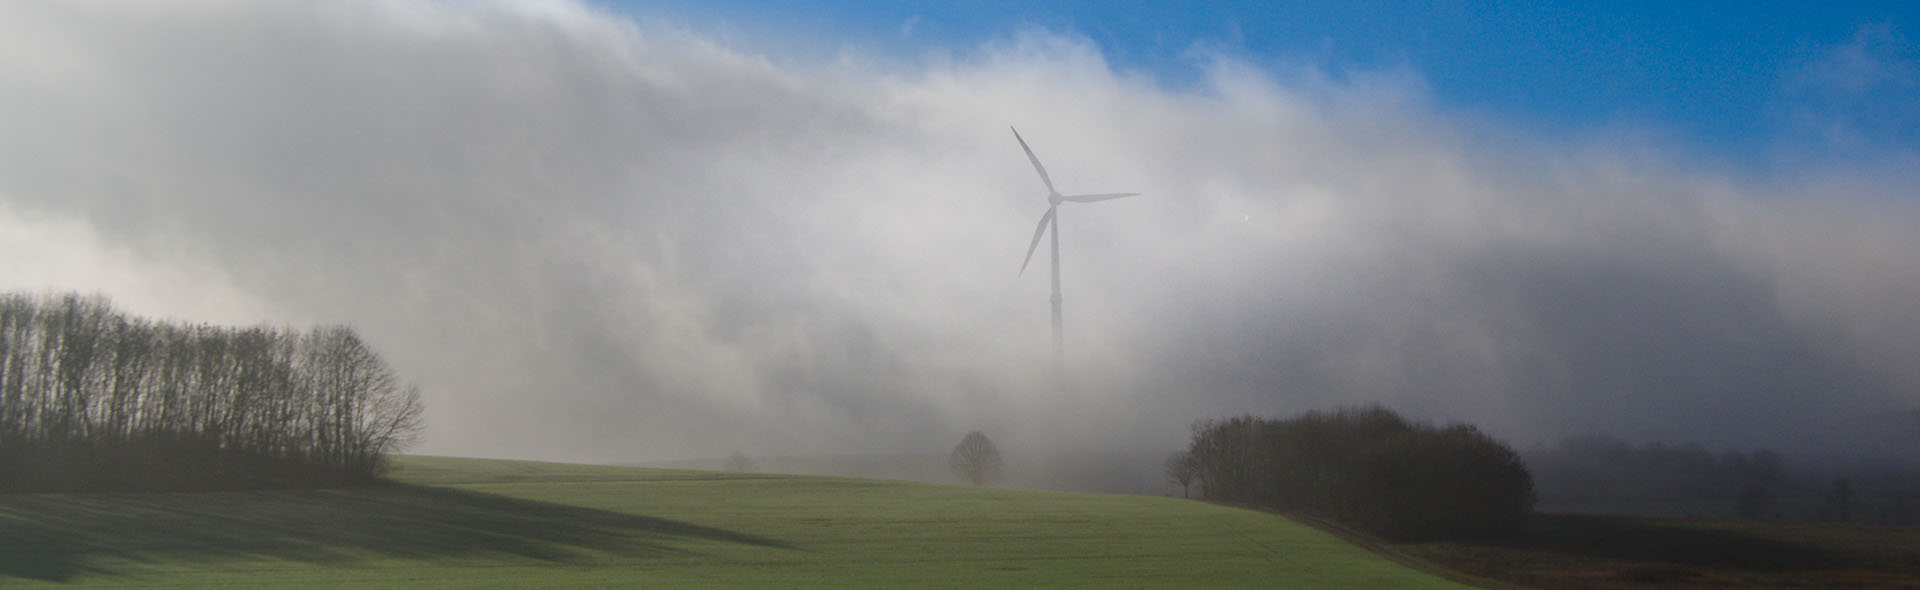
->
[1019,206,1056,275]
[1058,192,1139,203]
[1011,126,1056,195]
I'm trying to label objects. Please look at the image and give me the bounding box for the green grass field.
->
[0,456,1467,588]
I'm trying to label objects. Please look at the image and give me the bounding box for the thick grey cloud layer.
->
[2,1,1916,462]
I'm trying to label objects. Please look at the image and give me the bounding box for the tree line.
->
[1526,436,1786,517]
[1175,405,1535,541]
[0,293,423,492]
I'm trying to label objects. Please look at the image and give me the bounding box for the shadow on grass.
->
[1497,513,1838,571]
[0,483,790,582]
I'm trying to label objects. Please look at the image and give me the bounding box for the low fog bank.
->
[1525,426,1920,525]
[645,419,1920,524]
[2,2,1917,465]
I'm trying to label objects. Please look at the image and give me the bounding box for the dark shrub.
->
[1186,405,1534,541]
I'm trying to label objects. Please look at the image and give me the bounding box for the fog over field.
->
[3,1,1917,464]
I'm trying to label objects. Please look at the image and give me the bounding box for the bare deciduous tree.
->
[948,430,1003,486]
[1165,451,1199,498]
[723,451,756,472]
[0,292,425,492]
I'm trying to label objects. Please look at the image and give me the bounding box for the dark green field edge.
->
[1368,512,1920,589]
[1244,508,1523,590]
[1249,506,1902,590]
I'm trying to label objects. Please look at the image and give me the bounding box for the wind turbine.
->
[1012,126,1138,378]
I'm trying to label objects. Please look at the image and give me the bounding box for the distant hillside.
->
[640,450,1176,495]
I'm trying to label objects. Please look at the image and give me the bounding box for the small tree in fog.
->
[948,431,1004,486]
[723,451,756,473]
[1165,451,1199,498]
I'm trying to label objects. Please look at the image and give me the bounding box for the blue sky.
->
[606,1,1920,167]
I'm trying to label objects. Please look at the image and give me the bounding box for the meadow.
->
[0,456,1466,588]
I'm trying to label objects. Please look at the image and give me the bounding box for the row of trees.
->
[1175,405,1535,540]
[0,293,423,492]
[1525,436,1786,515]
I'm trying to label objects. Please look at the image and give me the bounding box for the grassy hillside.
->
[0,456,1466,588]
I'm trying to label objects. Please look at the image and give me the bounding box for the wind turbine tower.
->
[1012,127,1139,378]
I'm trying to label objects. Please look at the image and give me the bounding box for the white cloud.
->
[1,0,1916,463]
[1780,23,1920,157]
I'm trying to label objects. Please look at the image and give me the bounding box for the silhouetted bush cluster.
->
[0,293,423,492]
[1183,405,1534,541]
